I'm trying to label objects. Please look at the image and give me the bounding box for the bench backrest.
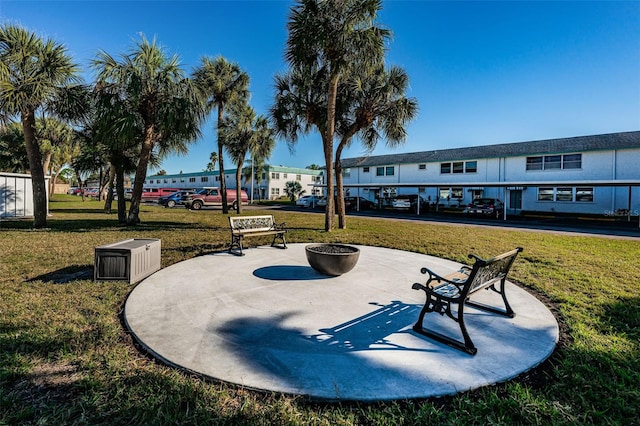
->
[229,215,276,233]
[464,247,523,295]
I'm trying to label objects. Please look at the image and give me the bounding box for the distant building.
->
[140,165,323,200]
[331,131,640,217]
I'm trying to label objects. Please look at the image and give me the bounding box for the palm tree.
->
[0,24,84,228]
[283,0,390,231]
[0,121,29,173]
[36,117,75,197]
[334,65,418,228]
[223,101,275,214]
[92,35,204,224]
[205,151,218,171]
[193,56,249,214]
[284,180,304,202]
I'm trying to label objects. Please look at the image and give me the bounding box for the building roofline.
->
[339,131,640,168]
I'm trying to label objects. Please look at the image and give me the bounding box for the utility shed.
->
[0,172,47,219]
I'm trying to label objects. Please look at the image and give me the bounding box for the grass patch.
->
[1,195,638,424]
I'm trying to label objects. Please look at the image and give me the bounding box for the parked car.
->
[84,187,99,198]
[465,198,504,219]
[158,189,198,208]
[344,196,376,210]
[296,195,322,208]
[316,197,327,208]
[124,188,133,201]
[392,194,429,213]
[141,188,181,203]
[183,187,248,210]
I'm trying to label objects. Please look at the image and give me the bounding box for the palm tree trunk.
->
[323,74,340,232]
[235,167,243,214]
[335,144,347,229]
[75,169,85,202]
[22,110,48,228]
[128,131,155,225]
[115,162,127,224]
[103,163,116,213]
[42,152,52,181]
[49,167,59,198]
[217,105,229,214]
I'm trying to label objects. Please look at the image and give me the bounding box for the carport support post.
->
[503,186,507,220]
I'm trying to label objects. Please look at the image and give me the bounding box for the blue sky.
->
[2,1,639,175]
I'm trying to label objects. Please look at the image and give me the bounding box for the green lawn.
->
[1,195,638,425]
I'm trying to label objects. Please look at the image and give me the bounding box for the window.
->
[385,166,394,176]
[563,154,582,169]
[156,179,161,184]
[527,154,582,171]
[451,187,463,199]
[452,162,464,174]
[526,157,543,171]
[576,187,594,202]
[271,172,280,179]
[283,173,288,179]
[215,175,220,182]
[465,161,477,173]
[538,186,593,202]
[201,177,209,183]
[189,177,196,183]
[376,167,385,176]
[556,187,573,202]
[163,179,168,184]
[180,178,185,183]
[438,188,450,199]
[544,155,562,170]
[363,167,370,173]
[172,179,177,183]
[440,163,451,174]
[538,188,554,201]
[271,188,280,196]
[296,174,301,181]
[418,164,426,170]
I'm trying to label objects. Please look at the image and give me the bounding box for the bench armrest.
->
[272,222,286,231]
[412,266,467,294]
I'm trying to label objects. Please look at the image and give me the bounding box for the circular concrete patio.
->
[124,244,558,401]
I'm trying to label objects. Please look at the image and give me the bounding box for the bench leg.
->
[271,232,287,249]
[412,294,477,355]
[465,279,515,318]
[229,234,244,256]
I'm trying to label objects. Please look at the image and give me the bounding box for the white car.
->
[296,195,322,208]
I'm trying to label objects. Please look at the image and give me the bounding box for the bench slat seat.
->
[229,215,287,256]
[412,247,523,355]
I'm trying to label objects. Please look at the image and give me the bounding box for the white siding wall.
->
[0,173,35,218]
[341,147,640,215]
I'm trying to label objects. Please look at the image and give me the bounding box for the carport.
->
[310,179,640,227]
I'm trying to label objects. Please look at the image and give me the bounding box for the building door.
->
[509,190,522,213]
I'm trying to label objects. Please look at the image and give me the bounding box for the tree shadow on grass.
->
[600,295,640,341]
[0,219,225,233]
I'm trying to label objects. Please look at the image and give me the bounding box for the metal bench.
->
[228,215,287,256]
[411,247,523,355]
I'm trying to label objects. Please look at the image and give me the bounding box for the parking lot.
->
[278,203,640,239]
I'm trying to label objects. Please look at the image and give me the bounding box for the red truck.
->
[141,188,180,203]
[182,187,248,210]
